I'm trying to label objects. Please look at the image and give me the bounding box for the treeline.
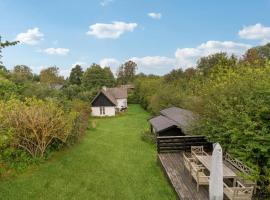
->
[133,44,270,195]
[0,38,137,176]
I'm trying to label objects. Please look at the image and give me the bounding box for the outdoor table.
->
[195,155,238,185]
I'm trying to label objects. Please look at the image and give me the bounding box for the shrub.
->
[65,99,91,145]
[0,98,77,158]
[141,129,155,144]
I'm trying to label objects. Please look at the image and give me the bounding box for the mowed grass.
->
[0,105,176,200]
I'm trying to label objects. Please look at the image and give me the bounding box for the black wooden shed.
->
[149,107,196,136]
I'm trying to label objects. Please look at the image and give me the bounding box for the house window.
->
[100,107,105,115]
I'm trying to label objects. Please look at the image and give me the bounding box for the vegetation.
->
[0,98,77,158]
[0,105,176,200]
[133,43,270,196]
[116,60,137,84]
[82,63,115,90]
[1,31,270,197]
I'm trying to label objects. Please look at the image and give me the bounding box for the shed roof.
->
[149,107,196,134]
[160,107,196,133]
[149,115,177,133]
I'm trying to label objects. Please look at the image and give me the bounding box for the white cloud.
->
[100,58,119,68]
[100,40,251,75]
[100,0,114,6]
[129,56,176,74]
[148,12,162,20]
[15,27,44,45]
[71,61,88,69]
[175,40,251,69]
[44,48,70,56]
[130,56,175,68]
[100,58,120,74]
[86,21,138,39]
[239,23,270,44]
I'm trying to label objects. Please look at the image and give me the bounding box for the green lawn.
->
[0,104,176,200]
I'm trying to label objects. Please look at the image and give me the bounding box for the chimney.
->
[102,86,107,91]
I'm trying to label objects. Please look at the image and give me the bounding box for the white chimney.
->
[102,86,107,91]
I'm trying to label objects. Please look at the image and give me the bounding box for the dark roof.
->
[149,107,196,134]
[91,90,117,106]
[149,115,177,133]
[102,90,117,105]
[106,87,127,99]
[160,107,196,133]
[91,87,127,106]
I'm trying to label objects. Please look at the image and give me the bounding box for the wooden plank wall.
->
[157,135,212,153]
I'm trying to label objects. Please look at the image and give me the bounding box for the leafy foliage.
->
[82,63,115,90]
[134,48,270,195]
[10,65,33,84]
[40,66,64,86]
[0,36,19,64]
[68,65,83,85]
[116,60,137,84]
[0,98,77,158]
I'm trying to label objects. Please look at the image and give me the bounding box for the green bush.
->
[141,129,156,144]
[65,99,91,145]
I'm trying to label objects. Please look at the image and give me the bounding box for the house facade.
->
[91,86,128,117]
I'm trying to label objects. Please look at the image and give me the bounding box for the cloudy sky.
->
[1,0,270,76]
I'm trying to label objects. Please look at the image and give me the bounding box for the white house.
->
[91,86,128,117]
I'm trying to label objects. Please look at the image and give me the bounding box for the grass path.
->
[0,105,176,200]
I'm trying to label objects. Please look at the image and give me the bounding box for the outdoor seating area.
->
[183,146,255,200]
[156,134,257,199]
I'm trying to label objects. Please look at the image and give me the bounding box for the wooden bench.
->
[191,146,209,157]
[190,161,209,192]
[224,153,256,193]
[224,181,254,200]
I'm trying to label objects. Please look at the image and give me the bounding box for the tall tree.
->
[164,69,184,82]
[116,60,137,84]
[69,65,84,85]
[10,65,33,84]
[81,63,115,90]
[240,48,265,67]
[197,52,237,75]
[40,66,64,86]
[254,42,270,60]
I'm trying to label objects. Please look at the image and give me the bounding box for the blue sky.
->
[1,0,270,76]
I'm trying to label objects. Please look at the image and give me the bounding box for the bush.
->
[0,98,77,158]
[141,129,155,144]
[65,99,91,145]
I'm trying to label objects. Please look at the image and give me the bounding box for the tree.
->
[116,60,137,84]
[0,98,76,158]
[81,63,115,90]
[254,43,270,60]
[0,65,9,78]
[240,48,265,67]
[0,36,19,64]
[197,52,237,75]
[10,65,33,84]
[40,66,64,86]
[0,78,18,100]
[69,65,83,85]
[164,69,184,82]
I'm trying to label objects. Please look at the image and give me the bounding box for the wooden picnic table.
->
[195,155,237,182]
